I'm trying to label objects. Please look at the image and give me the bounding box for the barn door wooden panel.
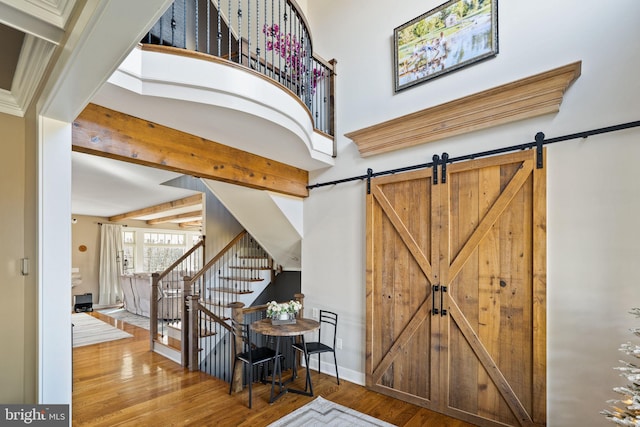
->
[366,168,440,406]
[366,150,546,427]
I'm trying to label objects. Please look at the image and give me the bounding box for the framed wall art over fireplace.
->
[393,0,498,92]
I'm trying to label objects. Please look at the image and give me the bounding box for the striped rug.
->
[72,313,132,347]
[98,307,170,331]
[267,396,396,427]
[98,307,151,330]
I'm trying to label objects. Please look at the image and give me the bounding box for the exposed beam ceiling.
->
[107,194,203,227]
[146,210,203,225]
[72,103,310,198]
[179,221,202,229]
[108,194,202,222]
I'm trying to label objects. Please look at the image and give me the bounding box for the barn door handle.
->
[440,286,447,316]
[432,285,439,315]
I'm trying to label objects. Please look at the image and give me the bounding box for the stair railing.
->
[184,292,304,392]
[184,230,273,306]
[227,293,304,392]
[151,236,205,347]
[180,230,275,377]
[142,0,336,141]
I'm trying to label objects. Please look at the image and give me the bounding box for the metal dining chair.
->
[292,310,340,384]
[229,319,282,408]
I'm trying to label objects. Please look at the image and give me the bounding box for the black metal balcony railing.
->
[143,0,335,139]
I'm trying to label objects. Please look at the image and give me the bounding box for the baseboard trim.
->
[301,356,365,386]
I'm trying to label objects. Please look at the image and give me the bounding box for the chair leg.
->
[248,365,253,409]
[333,351,340,385]
[258,363,265,383]
[305,351,312,381]
[292,349,299,380]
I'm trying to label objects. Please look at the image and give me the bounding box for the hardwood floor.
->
[73,312,475,426]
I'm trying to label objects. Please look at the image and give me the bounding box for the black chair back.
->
[230,319,249,353]
[318,310,338,347]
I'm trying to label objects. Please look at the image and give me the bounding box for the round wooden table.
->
[250,317,320,402]
[251,317,320,337]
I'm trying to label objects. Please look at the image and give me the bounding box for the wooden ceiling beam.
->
[146,210,203,225]
[108,194,202,222]
[72,103,309,198]
[179,221,202,229]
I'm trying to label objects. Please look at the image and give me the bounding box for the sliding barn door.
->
[366,167,440,406]
[366,150,546,426]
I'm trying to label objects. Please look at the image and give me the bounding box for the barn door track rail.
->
[307,120,640,193]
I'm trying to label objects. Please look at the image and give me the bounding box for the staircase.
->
[151,230,276,378]
[193,234,274,319]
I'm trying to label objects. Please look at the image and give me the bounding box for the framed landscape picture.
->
[394,0,498,92]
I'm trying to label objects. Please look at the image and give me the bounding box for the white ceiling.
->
[71,151,200,218]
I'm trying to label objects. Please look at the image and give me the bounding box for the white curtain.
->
[99,224,123,306]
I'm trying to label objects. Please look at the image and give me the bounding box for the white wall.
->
[39,117,72,404]
[303,1,640,425]
[0,112,27,403]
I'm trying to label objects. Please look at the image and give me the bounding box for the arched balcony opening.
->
[142,0,335,141]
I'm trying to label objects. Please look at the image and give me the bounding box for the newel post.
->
[151,273,160,348]
[181,276,192,368]
[329,58,337,147]
[187,292,200,371]
[229,302,245,393]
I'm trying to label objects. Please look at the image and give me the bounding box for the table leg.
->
[269,336,286,403]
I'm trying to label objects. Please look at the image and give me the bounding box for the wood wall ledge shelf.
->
[345,61,582,157]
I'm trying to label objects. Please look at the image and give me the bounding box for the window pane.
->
[123,228,201,274]
[122,246,135,273]
[123,231,135,244]
[143,247,185,272]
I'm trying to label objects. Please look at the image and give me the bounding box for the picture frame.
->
[393,0,498,92]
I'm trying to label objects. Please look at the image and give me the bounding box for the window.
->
[122,230,136,273]
[143,232,186,272]
[122,228,201,273]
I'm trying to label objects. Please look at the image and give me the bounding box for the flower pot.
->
[271,313,296,325]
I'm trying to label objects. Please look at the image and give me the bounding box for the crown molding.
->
[0,35,55,116]
[0,88,22,116]
[0,0,70,44]
[346,61,582,157]
[13,35,55,111]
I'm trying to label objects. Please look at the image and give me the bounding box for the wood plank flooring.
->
[73,312,475,426]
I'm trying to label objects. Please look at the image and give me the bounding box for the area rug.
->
[98,307,152,330]
[72,313,132,347]
[267,396,397,427]
[98,307,168,331]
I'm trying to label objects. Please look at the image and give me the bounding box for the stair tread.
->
[167,321,217,337]
[218,276,264,282]
[207,286,254,294]
[229,266,271,270]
